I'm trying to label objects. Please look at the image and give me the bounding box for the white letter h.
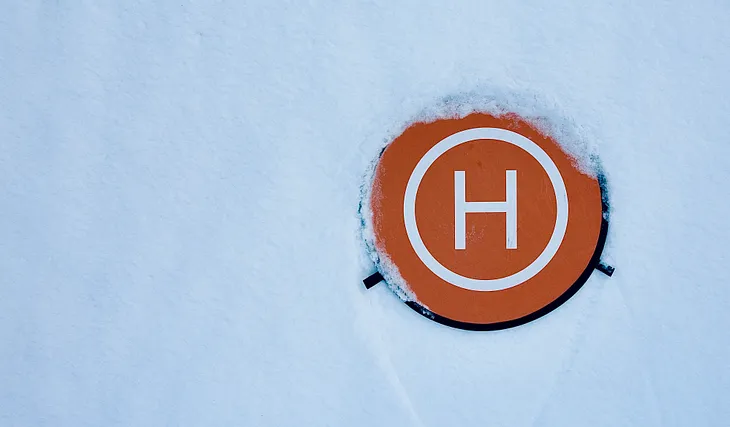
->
[454,170,517,250]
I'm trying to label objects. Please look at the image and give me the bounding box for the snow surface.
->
[2,1,730,426]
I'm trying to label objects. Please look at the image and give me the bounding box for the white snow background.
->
[1,1,729,426]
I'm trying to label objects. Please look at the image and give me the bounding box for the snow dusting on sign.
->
[415,90,600,176]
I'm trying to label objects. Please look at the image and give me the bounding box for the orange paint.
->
[369,112,606,329]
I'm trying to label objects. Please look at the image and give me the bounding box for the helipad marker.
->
[362,112,612,330]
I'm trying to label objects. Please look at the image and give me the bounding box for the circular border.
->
[404,128,569,291]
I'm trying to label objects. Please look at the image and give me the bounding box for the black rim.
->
[365,168,611,331]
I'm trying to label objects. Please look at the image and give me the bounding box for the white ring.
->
[403,128,568,291]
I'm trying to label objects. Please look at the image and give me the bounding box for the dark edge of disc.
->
[362,164,611,331]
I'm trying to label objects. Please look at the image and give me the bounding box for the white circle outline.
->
[404,127,569,291]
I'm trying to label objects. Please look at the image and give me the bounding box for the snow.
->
[412,90,601,175]
[1,1,730,426]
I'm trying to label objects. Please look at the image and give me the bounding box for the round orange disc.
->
[367,112,608,330]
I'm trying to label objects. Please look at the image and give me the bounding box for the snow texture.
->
[2,1,730,426]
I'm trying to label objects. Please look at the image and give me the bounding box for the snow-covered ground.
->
[1,2,729,426]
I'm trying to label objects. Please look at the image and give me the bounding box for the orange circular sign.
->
[365,112,609,330]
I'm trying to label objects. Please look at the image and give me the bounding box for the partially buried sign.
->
[362,112,611,330]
